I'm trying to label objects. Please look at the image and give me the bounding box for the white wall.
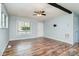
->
[0,3,1,27]
[37,22,43,37]
[0,4,9,56]
[44,14,74,45]
[9,16,43,41]
[73,14,79,43]
[9,14,75,45]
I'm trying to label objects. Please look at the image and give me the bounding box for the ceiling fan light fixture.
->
[37,14,42,16]
[33,9,46,16]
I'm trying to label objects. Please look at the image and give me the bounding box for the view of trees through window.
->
[17,21,31,33]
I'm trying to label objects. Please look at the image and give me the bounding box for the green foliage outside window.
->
[21,26,30,31]
[17,21,31,33]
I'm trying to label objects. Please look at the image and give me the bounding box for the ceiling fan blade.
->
[33,14,37,15]
[42,14,46,16]
[34,11,39,13]
[34,10,45,13]
[41,11,45,13]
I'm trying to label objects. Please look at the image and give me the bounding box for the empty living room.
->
[0,3,79,56]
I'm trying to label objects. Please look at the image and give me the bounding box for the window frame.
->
[17,21,32,34]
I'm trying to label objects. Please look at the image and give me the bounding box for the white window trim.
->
[16,21,32,35]
[0,12,8,28]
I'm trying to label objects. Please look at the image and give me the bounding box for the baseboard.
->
[9,36,44,41]
[0,40,9,56]
[44,36,73,45]
[9,36,74,45]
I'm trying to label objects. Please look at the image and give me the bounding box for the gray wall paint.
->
[0,4,9,55]
[73,14,79,43]
[44,14,74,44]
[0,3,79,56]
[9,14,79,45]
[9,16,42,41]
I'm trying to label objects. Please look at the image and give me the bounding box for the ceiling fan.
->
[33,10,46,16]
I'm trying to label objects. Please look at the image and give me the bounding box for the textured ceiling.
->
[58,3,79,15]
[4,3,73,21]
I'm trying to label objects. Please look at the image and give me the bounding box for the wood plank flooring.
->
[2,37,79,56]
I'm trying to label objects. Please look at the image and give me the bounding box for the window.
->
[0,12,8,28]
[17,21,31,34]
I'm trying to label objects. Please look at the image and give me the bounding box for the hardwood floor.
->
[2,37,79,56]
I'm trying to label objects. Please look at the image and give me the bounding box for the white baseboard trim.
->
[44,36,74,45]
[9,36,44,41]
[0,40,9,56]
[10,36,74,45]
